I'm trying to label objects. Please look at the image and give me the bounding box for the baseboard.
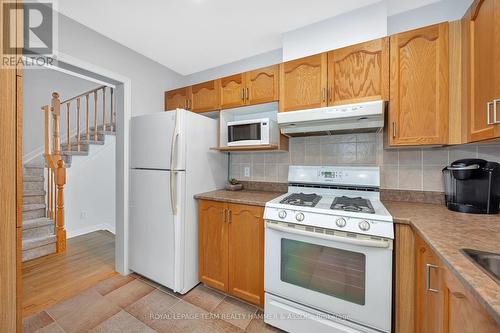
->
[67,223,115,239]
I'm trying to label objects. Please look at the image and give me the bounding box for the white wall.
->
[56,13,185,116]
[64,135,116,238]
[387,0,474,34]
[184,49,282,86]
[22,68,100,161]
[281,2,388,61]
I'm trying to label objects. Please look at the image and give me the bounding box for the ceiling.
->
[57,0,441,76]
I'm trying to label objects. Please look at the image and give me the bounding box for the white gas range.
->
[263,166,394,333]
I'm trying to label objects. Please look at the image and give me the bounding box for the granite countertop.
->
[194,189,284,207]
[384,201,500,324]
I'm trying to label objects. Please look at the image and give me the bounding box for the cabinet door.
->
[227,203,264,306]
[415,235,444,333]
[198,200,228,291]
[442,268,500,333]
[190,80,220,113]
[165,87,189,111]
[467,0,499,141]
[389,23,449,146]
[245,65,279,106]
[279,53,328,112]
[327,38,389,105]
[220,74,245,109]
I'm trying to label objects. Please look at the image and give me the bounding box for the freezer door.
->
[130,110,186,170]
[129,169,178,288]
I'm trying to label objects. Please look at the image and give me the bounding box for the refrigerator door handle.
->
[170,171,176,216]
[170,109,182,171]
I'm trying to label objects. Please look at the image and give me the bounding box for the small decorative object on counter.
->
[225,178,243,191]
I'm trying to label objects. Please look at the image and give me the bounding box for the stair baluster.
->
[85,94,90,141]
[66,102,71,151]
[76,98,81,152]
[94,91,98,141]
[110,88,114,131]
[102,87,106,131]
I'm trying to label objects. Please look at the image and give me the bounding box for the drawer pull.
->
[426,263,439,293]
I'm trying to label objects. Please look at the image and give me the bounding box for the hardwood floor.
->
[21,231,117,317]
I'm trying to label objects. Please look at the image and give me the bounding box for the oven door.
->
[264,221,393,332]
[227,122,266,146]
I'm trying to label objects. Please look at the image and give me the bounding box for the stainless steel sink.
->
[462,249,500,285]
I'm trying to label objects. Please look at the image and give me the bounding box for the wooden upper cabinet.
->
[245,65,279,105]
[190,80,220,113]
[327,37,389,105]
[279,53,328,112]
[198,200,228,292]
[165,87,190,111]
[220,74,245,109]
[415,235,444,333]
[389,23,449,146]
[467,0,500,142]
[227,204,264,306]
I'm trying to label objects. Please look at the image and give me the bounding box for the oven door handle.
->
[265,222,391,249]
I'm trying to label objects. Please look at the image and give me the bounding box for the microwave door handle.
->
[265,222,391,248]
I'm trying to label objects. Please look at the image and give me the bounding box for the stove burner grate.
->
[331,196,375,214]
[280,193,322,207]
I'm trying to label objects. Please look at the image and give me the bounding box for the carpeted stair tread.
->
[23,217,53,230]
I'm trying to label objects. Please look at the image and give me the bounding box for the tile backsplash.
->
[229,133,500,192]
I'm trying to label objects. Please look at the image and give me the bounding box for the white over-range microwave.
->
[227,118,277,146]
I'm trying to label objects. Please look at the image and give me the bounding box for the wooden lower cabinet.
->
[442,268,499,333]
[198,200,228,291]
[228,203,264,306]
[415,234,445,333]
[198,200,264,307]
[395,224,500,333]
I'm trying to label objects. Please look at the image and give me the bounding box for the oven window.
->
[280,238,366,305]
[228,123,261,142]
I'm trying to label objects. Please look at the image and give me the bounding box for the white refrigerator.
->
[129,109,227,294]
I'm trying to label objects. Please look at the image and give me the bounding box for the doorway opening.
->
[20,55,130,317]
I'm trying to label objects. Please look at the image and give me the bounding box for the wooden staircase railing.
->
[42,85,114,253]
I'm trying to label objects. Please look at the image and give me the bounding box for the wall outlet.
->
[244,166,250,177]
[80,211,88,220]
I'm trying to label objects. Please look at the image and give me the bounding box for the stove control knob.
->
[336,218,347,228]
[278,210,287,219]
[359,220,371,231]
[295,212,305,222]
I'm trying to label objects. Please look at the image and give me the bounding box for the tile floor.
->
[23,273,283,333]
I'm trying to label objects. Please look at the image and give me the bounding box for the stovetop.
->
[331,196,375,214]
[265,191,393,238]
[279,193,322,207]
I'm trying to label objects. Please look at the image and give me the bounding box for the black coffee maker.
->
[442,159,500,214]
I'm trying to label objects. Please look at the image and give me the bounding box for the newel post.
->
[55,159,67,253]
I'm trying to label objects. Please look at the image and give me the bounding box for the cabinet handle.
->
[392,122,396,138]
[184,99,187,110]
[321,88,326,102]
[487,101,494,125]
[222,208,226,223]
[227,209,231,224]
[246,88,249,101]
[494,99,500,124]
[328,87,332,102]
[426,263,439,293]
[241,88,245,100]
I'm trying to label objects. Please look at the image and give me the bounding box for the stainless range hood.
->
[278,100,386,137]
